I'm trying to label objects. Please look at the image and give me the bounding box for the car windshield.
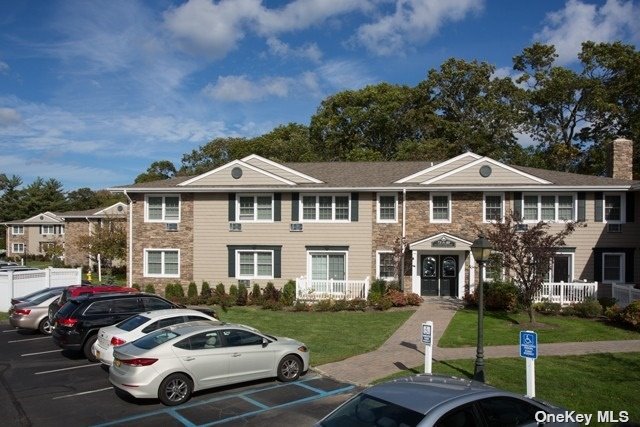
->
[319,393,424,427]
[133,329,181,350]
[116,315,150,332]
[28,291,60,305]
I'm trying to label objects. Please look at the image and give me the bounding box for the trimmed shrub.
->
[332,299,349,312]
[165,283,185,303]
[570,297,602,318]
[386,289,407,307]
[187,282,198,299]
[406,293,423,306]
[534,301,562,315]
[236,285,248,306]
[250,284,263,305]
[619,300,640,330]
[371,296,393,311]
[385,280,402,292]
[348,298,367,311]
[262,299,283,311]
[463,291,477,307]
[228,285,238,305]
[292,301,311,312]
[483,280,520,311]
[314,299,333,312]
[132,283,141,291]
[144,284,156,294]
[281,280,296,306]
[263,282,280,303]
[369,279,387,298]
[200,281,212,298]
[598,297,617,311]
[605,304,623,321]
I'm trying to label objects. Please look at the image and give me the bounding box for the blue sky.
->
[0,0,638,191]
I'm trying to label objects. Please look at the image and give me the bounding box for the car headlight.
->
[298,346,308,353]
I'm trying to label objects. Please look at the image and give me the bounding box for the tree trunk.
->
[527,304,536,324]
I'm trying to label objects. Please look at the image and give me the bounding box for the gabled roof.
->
[1,203,128,226]
[419,157,551,185]
[23,212,63,224]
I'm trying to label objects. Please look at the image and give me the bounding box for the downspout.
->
[85,217,92,273]
[400,188,407,290]
[124,190,133,287]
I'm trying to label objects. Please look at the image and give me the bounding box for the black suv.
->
[51,293,215,361]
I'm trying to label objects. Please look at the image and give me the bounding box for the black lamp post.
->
[471,234,492,383]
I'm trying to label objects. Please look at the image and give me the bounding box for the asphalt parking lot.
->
[0,324,358,427]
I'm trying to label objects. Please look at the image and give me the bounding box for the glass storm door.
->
[420,256,438,296]
[420,255,458,297]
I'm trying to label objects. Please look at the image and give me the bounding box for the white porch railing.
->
[534,282,598,306]
[612,283,640,308]
[295,276,370,301]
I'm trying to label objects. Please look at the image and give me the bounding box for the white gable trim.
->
[94,202,128,216]
[241,154,324,184]
[24,212,64,223]
[409,232,473,250]
[178,159,297,186]
[395,152,482,183]
[421,157,552,185]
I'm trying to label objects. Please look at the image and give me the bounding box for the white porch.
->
[533,282,598,306]
[295,276,370,301]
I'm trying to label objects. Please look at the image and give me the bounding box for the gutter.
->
[124,190,133,287]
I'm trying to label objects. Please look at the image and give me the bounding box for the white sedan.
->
[92,309,218,366]
[109,321,310,406]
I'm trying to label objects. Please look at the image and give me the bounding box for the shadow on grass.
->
[436,360,473,379]
[484,310,520,325]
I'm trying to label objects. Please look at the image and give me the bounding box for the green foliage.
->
[534,301,562,315]
[132,283,140,291]
[200,281,211,297]
[215,283,226,298]
[332,299,349,312]
[619,301,640,330]
[371,296,393,311]
[236,285,248,306]
[263,282,280,302]
[281,280,296,306]
[348,298,367,311]
[164,283,185,301]
[569,297,602,318]
[483,280,520,311]
[368,279,387,303]
[144,284,155,294]
[135,160,177,183]
[250,284,263,305]
[228,285,238,305]
[261,299,283,311]
[598,297,617,310]
[314,299,333,312]
[187,282,198,299]
[292,301,311,312]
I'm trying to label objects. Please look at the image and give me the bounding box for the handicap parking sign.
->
[519,331,537,359]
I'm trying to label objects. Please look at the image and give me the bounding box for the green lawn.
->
[0,312,8,321]
[439,308,640,347]
[377,353,640,426]
[217,306,415,366]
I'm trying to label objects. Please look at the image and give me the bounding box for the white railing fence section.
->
[534,282,598,305]
[295,276,370,301]
[611,283,640,308]
[0,267,82,311]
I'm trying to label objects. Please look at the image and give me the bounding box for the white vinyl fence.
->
[296,276,370,301]
[0,268,82,311]
[612,283,640,308]
[533,281,598,306]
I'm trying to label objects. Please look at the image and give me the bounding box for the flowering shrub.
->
[386,289,407,307]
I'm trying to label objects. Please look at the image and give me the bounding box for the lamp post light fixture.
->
[470,233,493,383]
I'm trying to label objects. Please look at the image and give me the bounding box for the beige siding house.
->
[112,139,639,299]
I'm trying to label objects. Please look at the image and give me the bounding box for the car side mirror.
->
[262,338,269,347]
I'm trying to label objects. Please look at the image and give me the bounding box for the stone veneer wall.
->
[129,193,194,291]
[63,220,89,267]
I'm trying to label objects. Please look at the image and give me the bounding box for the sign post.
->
[519,330,537,397]
[422,321,433,374]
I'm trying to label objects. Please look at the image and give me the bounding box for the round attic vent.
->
[39,215,44,220]
[479,165,492,178]
[231,167,243,179]
[117,205,124,212]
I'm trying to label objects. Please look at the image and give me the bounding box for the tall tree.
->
[0,174,24,221]
[135,160,178,183]
[66,187,101,211]
[20,178,68,217]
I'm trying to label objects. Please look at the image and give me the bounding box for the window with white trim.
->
[604,194,623,223]
[430,193,451,223]
[522,194,575,222]
[146,195,180,222]
[377,194,397,223]
[602,252,624,283]
[237,250,273,278]
[483,253,504,282]
[377,251,395,279]
[144,249,180,278]
[301,195,350,222]
[483,193,504,222]
[12,243,24,254]
[237,194,273,221]
[40,225,64,235]
[11,226,24,235]
[309,252,347,280]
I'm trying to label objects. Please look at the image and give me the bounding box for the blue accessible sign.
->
[519,330,537,359]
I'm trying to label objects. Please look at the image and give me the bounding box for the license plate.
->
[114,359,121,367]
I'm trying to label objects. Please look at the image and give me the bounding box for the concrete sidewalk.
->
[314,297,640,386]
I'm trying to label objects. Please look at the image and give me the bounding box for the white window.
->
[483,253,504,282]
[483,193,504,223]
[236,251,273,279]
[604,193,624,223]
[12,243,24,254]
[376,251,395,279]
[145,195,180,222]
[522,194,575,222]
[602,253,624,283]
[377,194,397,223]
[144,249,180,278]
[430,193,451,223]
[301,195,350,222]
[237,194,273,222]
[40,225,55,235]
[11,226,24,235]
[309,252,347,280]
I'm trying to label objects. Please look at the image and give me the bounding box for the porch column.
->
[412,250,418,294]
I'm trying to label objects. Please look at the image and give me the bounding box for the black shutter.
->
[577,192,586,222]
[227,247,235,277]
[626,249,634,283]
[626,192,635,223]
[513,192,522,219]
[593,249,602,283]
[274,193,281,222]
[595,192,603,222]
[351,193,359,222]
[274,248,281,278]
[291,193,299,221]
[228,193,236,221]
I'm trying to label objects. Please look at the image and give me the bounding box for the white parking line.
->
[53,387,113,400]
[35,364,99,375]
[8,337,51,343]
[2,329,17,333]
[21,349,62,357]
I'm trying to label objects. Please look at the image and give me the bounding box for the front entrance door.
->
[420,255,458,297]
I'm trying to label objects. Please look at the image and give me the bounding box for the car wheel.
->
[277,355,301,382]
[83,335,99,362]
[159,373,192,406]
[38,317,53,335]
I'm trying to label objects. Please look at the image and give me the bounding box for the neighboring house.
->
[110,139,639,299]
[2,202,128,267]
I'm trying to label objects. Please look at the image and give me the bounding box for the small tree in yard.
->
[73,216,126,275]
[483,212,579,324]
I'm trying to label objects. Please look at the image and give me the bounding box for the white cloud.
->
[203,75,295,101]
[535,0,640,64]
[266,37,323,63]
[0,60,8,73]
[119,115,227,143]
[316,60,375,90]
[354,0,483,56]
[0,108,21,127]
